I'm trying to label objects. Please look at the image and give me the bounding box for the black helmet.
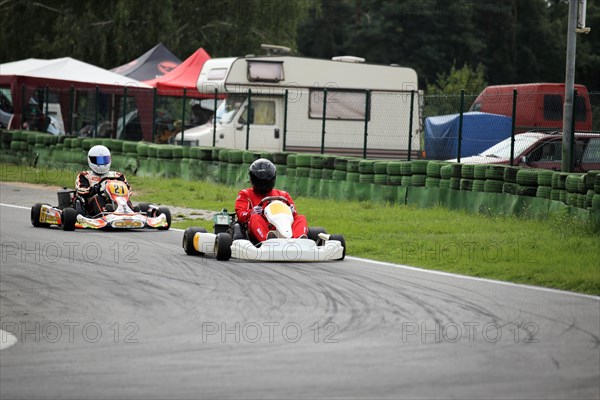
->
[249,158,276,195]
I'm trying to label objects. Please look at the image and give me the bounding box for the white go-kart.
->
[182,196,345,262]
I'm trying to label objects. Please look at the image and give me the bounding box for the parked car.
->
[449,131,600,172]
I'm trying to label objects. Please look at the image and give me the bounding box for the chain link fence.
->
[2,84,598,166]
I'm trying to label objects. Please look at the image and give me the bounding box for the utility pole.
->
[562,0,590,172]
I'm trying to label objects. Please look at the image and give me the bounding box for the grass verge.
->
[2,163,599,295]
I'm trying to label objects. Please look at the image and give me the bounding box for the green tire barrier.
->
[228,149,244,164]
[411,160,428,175]
[439,179,450,189]
[260,152,273,161]
[401,176,412,187]
[272,152,289,165]
[358,160,375,174]
[388,175,402,186]
[321,168,334,180]
[461,164,475,179]
[387,162,403,176]
[592,194,600,210]
[516,169,539,187]
[536,186,552,199]
[552,172,569,189]
[374,161,388,174]
[450,177,461,190]
[286,154,297,168]
[460,179,473,191]
[400,161,412,176]
[484,179,504,193]
[503,166,518,183]
[426,161,444,178]
[295,153,312,168]
[425,177,440,188]
[517,185,537,197]
[411,174,427,187]
[242,150,259,163]
[537,170,554,187]
[310,155,323,169]
[440,164,453,180]
[585,189,595,208]
[359,173,373,183]
[374,174,388,185]
[565,174,586,194]
[485,165,505,181]
[346,158,360,173]
[473,164,487,180]
[333,157,348,171]
[347,172,360,182]
[472,179,486,192]
[593,172,600,193]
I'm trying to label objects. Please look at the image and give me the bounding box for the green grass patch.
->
[2,163,599,295]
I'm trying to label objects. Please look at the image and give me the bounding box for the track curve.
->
[1,182,598,399]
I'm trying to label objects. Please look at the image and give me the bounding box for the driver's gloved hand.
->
[252,206,263,215]
[92,183,101,194]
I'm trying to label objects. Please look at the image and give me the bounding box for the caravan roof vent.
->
[332,56,366,63]
[261,44,291,55]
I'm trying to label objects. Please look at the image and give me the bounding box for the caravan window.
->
[207,68,228,80]
[216,95,245,124]
[247,61,284,82]
[309,90,369,121]
[240,100,276,125]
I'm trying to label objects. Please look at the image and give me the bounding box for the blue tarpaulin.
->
[424,112,513,160]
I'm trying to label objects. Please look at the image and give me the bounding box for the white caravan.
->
[175,53,420,158]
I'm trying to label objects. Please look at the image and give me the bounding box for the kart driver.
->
[235,158,308,242]
[75,145,130,216]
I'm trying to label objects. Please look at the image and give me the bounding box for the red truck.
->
[470,83,593,132]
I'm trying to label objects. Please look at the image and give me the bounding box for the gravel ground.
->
[0,181,215,221]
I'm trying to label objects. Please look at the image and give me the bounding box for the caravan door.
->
[235,96,283,152]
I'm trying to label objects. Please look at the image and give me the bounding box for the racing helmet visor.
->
[89,155,111,165]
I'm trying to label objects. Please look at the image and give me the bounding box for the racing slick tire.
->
[215,232,232,261]
[307,227,327,243]
[61,207,78,231]
[329,234,346,260]
[156,207,171,230]
[31,203,51,228]
[183,227,208,256]
[138,203,151,213]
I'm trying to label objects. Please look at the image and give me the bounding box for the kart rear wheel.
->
[183,227,208,256]
[215,232,232,261]
[308,227,327,243]
[61,207,78,231]
[329,234,346,260]
[138,203,151,213]
[156,207,171,230]
[31,203,51,228]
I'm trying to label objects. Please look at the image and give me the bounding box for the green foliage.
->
[426,63,487,96]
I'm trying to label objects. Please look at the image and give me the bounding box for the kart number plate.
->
[112,220,144,228]
[215,214,229,225]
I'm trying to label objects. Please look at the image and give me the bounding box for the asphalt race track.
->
[1,182,599,399]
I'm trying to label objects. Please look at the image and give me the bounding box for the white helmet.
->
[88,145,111,175]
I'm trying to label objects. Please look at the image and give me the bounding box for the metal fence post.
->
[213,88,218,147]
[122,86,127,140]
[569,89,578,172]
[509,89,518,166]
[246,89,252,150]
[180,88,187,146]
[20,84,26,129]
[408,90,415,161]
[94,86,99,138]
[69,85,75,135]
[321,88,327,154]
[44,85,49,120]
[151,88,157,143]
[283,89,289,152]
[457,89,465,163]
[363,90,371,159]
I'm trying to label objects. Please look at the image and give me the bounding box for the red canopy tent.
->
[145,48,212,98]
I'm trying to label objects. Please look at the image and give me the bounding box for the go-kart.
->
[30,179,171,231]
[182,196,345,262]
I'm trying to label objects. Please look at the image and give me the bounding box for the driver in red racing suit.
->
[235,158,308,242]
[75,145,130,216]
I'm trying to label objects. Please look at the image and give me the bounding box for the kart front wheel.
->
[31,203,51,228]
[183,227,208,256]
[138,202,151,213]
[308,227,327,243]
[329,234,346,260]
[156,207,171,230]
[215,232,232,261]
[61,207,78,231]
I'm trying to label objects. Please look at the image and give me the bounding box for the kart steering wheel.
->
[258,196,290,208]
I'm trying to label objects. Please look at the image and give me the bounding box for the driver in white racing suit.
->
[75,145,130,216]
